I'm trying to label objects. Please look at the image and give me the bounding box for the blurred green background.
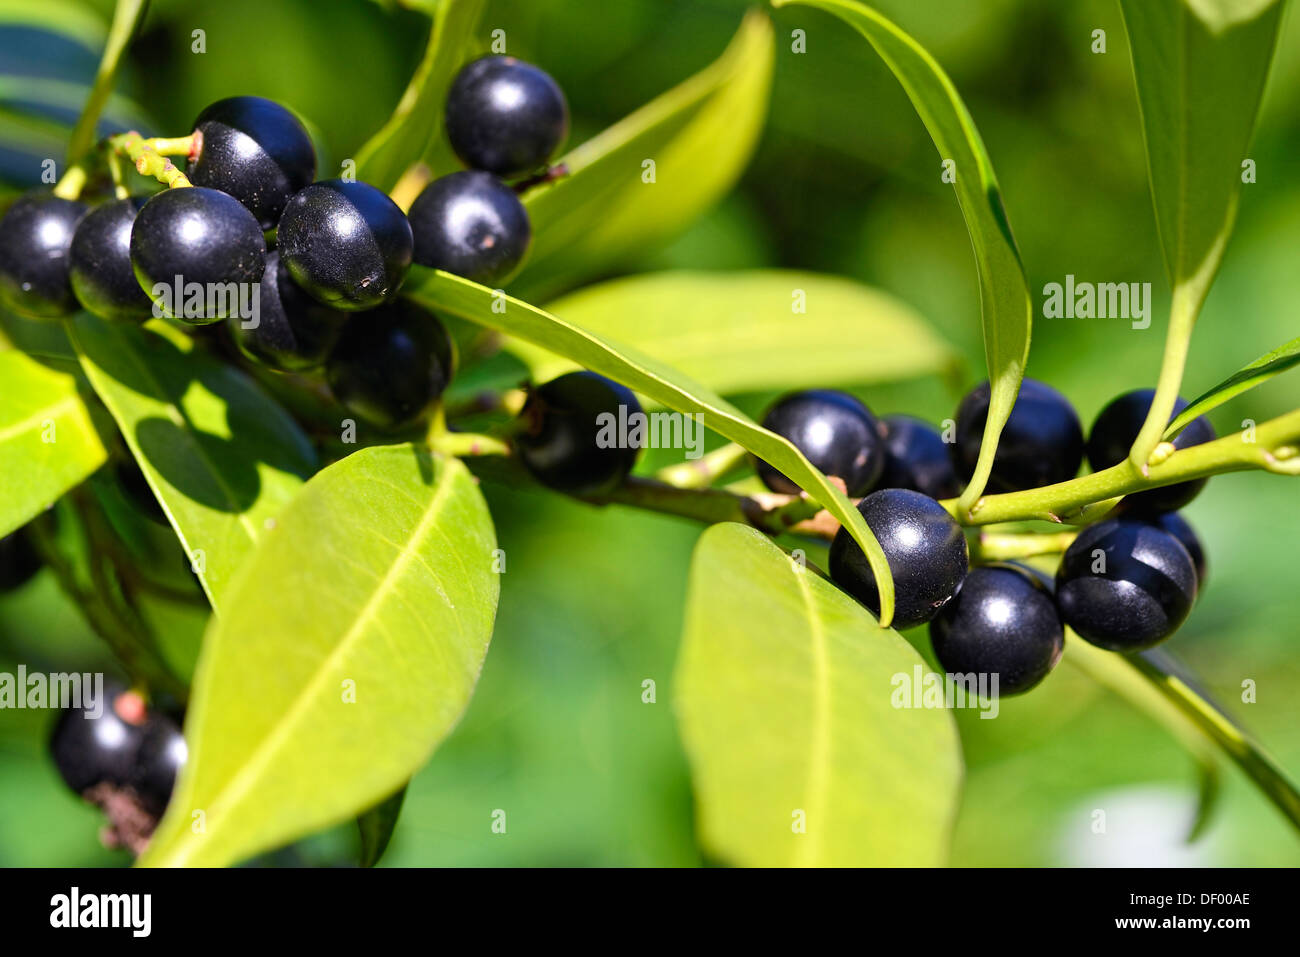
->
[2,0,1299,866]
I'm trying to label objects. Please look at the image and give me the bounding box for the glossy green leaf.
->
[357,786,407,867]
[405,266,899,625]
[773,0,1031,510]
[0,350,107,538]
[139,447,499,868]
[1167,333,1300,437]
[353,0,485,192]
[68,315,317,611]
[675,523,962,866]
[510,269,957,394]
[512,10,774,303]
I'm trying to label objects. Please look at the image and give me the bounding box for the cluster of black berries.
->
[49,682,186,846]
[754,384,1212,695]
[0,56,568,432]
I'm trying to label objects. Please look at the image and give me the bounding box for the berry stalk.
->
[108,132,196,189]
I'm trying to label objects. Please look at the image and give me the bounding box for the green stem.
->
[108,132,194,188]
[656,442,749,489]
[585,476,827,537]
[65,0,151,166]
[1129,283,1198,470]
[52,164,89,200]
[974,530,1077,561]
[432,430,512,458]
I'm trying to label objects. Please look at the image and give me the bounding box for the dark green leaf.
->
[68,315,317,611]
[675,523,962,865]
[773,0,1031,510]
[1167,334,1300,437]
[404,266,899,624]
[139,447,499,867]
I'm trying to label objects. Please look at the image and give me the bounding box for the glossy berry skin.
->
[131,713,186,816]
[1086,389,1216,514]
[230,251,346,372]
[753,390,885,497]
[445,56,569,177]
[69,196,153,321]
[0,192,87,318]
[952,378,1084,493]
[278,180,413,311]
[1056,518,1197,651]
[0,529,42,592]
[326,300,454,430]
[929,563,1064,695]
[187,96,316,229]
[875,414,962,499]
[516,372,641,495]
[49,683,147,794]
[408,171,532,285]
[130,186,266,323]
[829,488,969,630]
[1145,512,1206,592]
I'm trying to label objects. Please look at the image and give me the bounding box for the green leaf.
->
[405,266,899,625]
[674,523,962,866]
[139,446,499,868]
[512,10,774,303]
[772,0,1031,511]
[353,0,486,192]
[68,315,317,611]
[509,269,958,394]
[0,350,107,538]
[357,786,407,867]
[1166,333,1300,437]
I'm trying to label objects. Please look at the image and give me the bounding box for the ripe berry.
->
[1086,389,1217,514]
[132,713,186,816]
[875,414,962,499]
[69,196,154,321]
[229,251,346,372]
[0,192,87,318]
[1055,518,1197,651]
[516,371,641,495]
[187,96,316,229]
[408,171,532,285]
[278,179,413,311]
[952,379,1083,493]
[929,563,1064,695]
[445,56,569,177]
[326,300,454,430]
[829,488,969,630]
[753,390,885,497]
[49,683,148,795]
[0,529,42,592]
[1145,511,1206,591]
[130,186,266,323]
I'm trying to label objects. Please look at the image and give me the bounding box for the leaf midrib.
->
[791,567,831,867]
[0,393,86,445]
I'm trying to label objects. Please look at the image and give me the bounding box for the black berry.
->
[69,196,154,321]
[130,186,266,324]
[0,529,42,592]
[408,170,532,285]
[952,378,1083,493]
[1055,518,1197,651]
[929,563,1064,695]
[49,683,148,795]
[278,179,413,311]
[1086,389,1217,514]
[753,390,885,497]
[0,191,87,318]
[326,300,455,430]
[829,488,969,630]
[875,414,962,499]
[187,96,316,229]
[516,371,642,495]
[1144,511,1206,592]
[229,251,346,372]
[445,56,569,177]
[131,713,187,816]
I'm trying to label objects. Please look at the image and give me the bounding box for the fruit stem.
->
[973,530,1077,561]
[52,163,89,200]
[656,442,749,489]
[585,476,826,537]
[107,132,194,189]
[65,0,150,165]
[432,431,512,458]
[1128,282,1198,471]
